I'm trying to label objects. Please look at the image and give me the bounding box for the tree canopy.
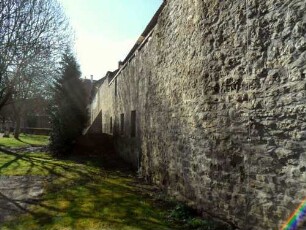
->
[0,0,73,137]
[0,0,71,111]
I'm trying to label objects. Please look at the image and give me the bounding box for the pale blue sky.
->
[59,0,163,79]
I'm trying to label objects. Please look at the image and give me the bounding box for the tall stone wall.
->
[100,77,115,134]
[89,0,306,228]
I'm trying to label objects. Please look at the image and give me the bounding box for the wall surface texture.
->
[88,0,306,229]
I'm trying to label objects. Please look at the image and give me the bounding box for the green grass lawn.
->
[0,133,49,148]
[0,135,230,230]
[0,135,183,230]
[0,150,180,230]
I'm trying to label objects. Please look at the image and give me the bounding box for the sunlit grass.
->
[0,134,49,148]
[0,138,230,230]
[0,150,180,230]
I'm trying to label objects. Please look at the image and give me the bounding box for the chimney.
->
[118,61,124,69]
[90,75,93,83]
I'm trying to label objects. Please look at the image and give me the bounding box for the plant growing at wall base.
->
[168,203,233,230]
[49,52,88,155]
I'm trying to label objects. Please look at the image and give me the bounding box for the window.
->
[115,78,117,97]
[101,112,103,133]
[131,110,136,137]
[120,113,124,135]
[110,117,113,133]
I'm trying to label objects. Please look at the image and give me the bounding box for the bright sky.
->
[59,0,163,80]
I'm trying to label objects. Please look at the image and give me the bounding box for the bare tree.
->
[0,0,72,113]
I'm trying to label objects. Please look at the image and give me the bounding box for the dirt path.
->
[0,175,47,222]
[0,147,49,222]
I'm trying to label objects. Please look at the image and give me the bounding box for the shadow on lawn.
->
[0,147,178,230]
[14,137,39,147]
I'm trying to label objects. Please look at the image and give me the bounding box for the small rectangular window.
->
[131,110,136,137]
[101,113,103,133]
[120,113,124,135]
[115,78,117,97]
[110,117,113,133]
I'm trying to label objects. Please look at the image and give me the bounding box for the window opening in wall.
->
[120,113,124,135]
[110,117,113,133]
[115,78,117,97]
[101,113,103,133]
[131,110,136,137]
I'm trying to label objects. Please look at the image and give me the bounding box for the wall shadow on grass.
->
[0,147,181,230]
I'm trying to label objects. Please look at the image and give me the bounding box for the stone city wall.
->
[88,0,306,228]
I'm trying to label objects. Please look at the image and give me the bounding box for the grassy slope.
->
[0,137,180,230]
[0,134,49,148]
[0,135,230,230]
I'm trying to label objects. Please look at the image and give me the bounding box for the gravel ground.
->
[0,175,47,222]
[0,146,49,223]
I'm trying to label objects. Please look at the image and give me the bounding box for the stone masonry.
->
[87,0,306,229]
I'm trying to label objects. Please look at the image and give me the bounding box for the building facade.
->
[87,0,306,229]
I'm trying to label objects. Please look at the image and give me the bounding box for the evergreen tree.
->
[49,52,88,155]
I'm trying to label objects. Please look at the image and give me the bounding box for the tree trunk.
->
[0,89,12,113]
[14,116,21,139]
